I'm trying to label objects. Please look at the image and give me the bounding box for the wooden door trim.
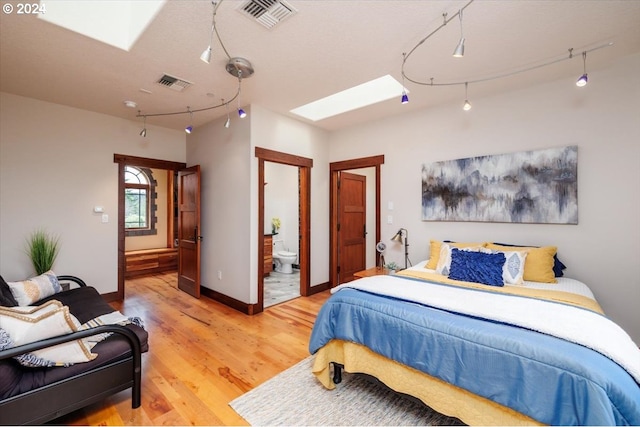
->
[114,154,186,301]
[330,155,384,288]
[255,147,312,315]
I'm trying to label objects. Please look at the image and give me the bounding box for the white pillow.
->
[485,250,528,285]
[7,271,62,306]
[0,300,96,367]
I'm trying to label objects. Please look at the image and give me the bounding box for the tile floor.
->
[264,269,300,307]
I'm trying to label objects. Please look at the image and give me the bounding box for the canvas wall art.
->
[421,146,578,224]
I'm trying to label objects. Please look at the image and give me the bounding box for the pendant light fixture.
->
[185,107,193,134]
[200,1,218,63]
[463,82,472,111]
[139,113,147,137]
[452,9,465,58]
[401,52,409,104]
[223,98,230,128]
[236,69,247,118]
[576,51,588,87]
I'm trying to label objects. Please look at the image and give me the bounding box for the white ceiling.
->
[1,0,639,132]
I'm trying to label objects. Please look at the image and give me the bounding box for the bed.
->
[309,241,640,426]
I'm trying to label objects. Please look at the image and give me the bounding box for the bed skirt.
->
[312,340,542,426]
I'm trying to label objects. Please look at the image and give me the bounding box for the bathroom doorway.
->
[264,161,300,307]
[255,147,312,313]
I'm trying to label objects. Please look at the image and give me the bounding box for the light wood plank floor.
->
[57,272,331,426]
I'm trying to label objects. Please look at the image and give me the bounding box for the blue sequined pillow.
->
[448,248,506,287]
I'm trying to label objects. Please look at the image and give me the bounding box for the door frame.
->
[114,154,187,300]
[255,147,312,314]
[330,155,384,288]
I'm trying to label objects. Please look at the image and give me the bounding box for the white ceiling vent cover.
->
[156,74,193,92]
[237,0,297,29]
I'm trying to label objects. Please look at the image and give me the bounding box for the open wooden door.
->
[178,165,201,298]
[337,171,366,283]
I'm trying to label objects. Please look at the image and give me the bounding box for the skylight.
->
[38,1,166,51]
[290,75,407,121]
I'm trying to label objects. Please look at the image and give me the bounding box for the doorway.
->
[255,147,312,314]
[114,154,187,300]
[330,155,384,287]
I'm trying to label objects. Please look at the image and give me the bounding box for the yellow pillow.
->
[485,243,557,283]
[426,240,486,270]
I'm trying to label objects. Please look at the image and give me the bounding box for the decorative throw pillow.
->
[427,240,485,270]
[485,243,558,283]
[0,300,96,367]
[0,275,19,307]
[485,250,528,285]
[491,242,566,277]
[435,243,485,276]
[448,249,506,287]
[7,271,62,306]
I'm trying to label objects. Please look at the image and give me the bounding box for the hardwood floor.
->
[57,272,331,426]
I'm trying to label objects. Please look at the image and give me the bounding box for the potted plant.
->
[385,261,399,274]
[271,217,281,234]
[26,229,60,275]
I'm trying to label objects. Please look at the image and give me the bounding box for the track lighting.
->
[463,82,471,111]
[200,1,217,64]
[400,0,613,112]
[576,51,588,87]
[139,113,147,137]
[185,108,193,134]
[400,52,409,104]
[223,98,230,128]
[236,69,247,119]
[453,9,465,58]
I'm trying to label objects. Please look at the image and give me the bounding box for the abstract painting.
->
[421,146,578,224]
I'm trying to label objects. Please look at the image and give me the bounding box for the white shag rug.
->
[229,356,464,426]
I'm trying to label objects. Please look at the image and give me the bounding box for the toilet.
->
[273,250,297,274]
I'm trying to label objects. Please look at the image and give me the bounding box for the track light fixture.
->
[223,98,231,128]
[400,0,612,111]
[463,82,471,111]
[400,52,409,104]
[200,1,220,64]
[139,113,147,137]
[185,108,193,134]
[453,9,465,58]
[576,51,588,87]
[135,1,254,132]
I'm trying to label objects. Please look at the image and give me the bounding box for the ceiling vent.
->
[156,74,193,92]
[237,0,297,29]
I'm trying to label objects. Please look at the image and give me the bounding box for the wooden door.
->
[177,165,201,298]
[337,172,366,283]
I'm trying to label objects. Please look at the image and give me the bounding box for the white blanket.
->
[334,275,640,384]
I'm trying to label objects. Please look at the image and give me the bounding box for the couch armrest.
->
[56,275,87,288]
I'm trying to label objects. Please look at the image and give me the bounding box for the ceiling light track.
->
[136,0,254,135]
[400,0,612,109]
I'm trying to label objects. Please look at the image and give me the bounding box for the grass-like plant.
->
[26,229,60,275]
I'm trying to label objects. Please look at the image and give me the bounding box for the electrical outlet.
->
[101,214,109,223]
[217,270,222,280]
[387,215,393,224]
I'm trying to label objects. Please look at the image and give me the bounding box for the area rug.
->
[229,356,464,426]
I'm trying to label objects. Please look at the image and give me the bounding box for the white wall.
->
[185,109,252,302]
[185,104,330,304]
[0,93,186,294]
[328,53,640,342]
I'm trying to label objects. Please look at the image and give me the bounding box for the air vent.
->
[156,74,193,92]
[237,0,297,29]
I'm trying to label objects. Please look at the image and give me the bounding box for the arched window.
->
[125,166,157,236]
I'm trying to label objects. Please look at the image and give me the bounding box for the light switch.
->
[388,201,394,210]
[101,214,109,223]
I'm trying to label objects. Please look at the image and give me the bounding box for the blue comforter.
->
[309,285,640,425]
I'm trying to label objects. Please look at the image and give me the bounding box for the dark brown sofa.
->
[0,275,148,425]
